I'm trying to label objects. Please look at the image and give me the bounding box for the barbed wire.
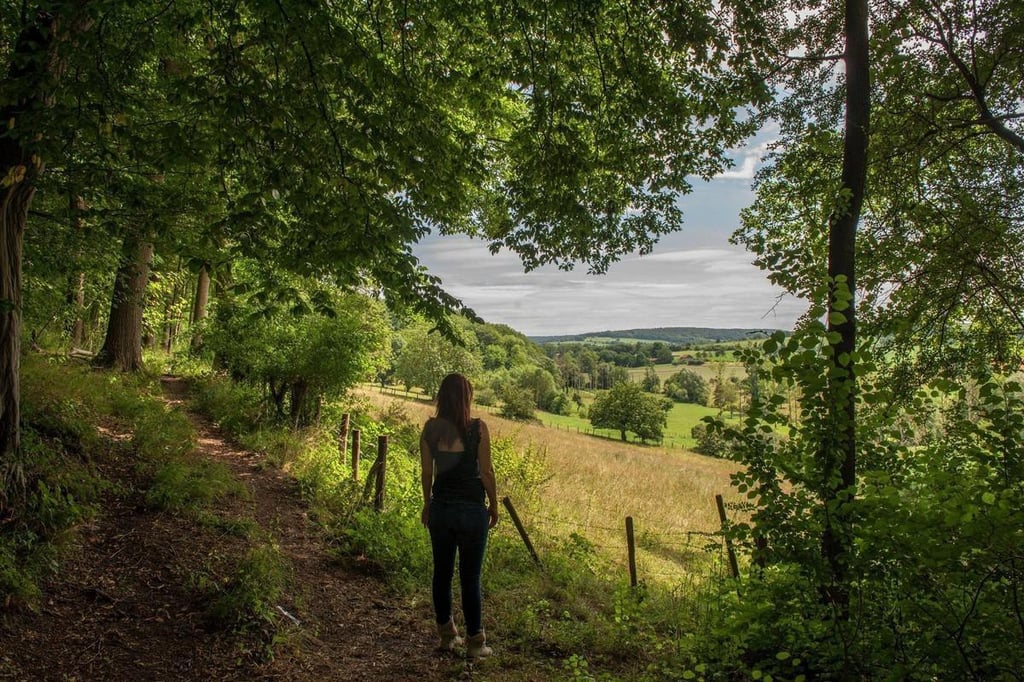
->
[525,509,723,536]
[504,503,735,583]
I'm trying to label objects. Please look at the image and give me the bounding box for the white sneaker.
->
[466,632,493,658]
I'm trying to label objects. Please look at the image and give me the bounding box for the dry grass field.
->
[627,360,748,384]
[357,387,741,584]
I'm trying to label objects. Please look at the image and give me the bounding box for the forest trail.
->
[0,377,461,681]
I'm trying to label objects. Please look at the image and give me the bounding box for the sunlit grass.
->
[500,390,738,448]
[356,386,740,587]
[626,361,747,383]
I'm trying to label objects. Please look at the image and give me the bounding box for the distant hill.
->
[529,326,785,345]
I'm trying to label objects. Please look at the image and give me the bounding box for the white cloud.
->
[714,139,776,180]
[411,140,803,337]
[716,154,760,180]
[631,248,734,263]
[415,234,804,336]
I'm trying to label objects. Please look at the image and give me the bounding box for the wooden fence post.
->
[351,428,361,481]
[502,497,541,566]
[715,494,740,581]
[625,516,638,588]
[374,435,388,512]
[338,413,350,460]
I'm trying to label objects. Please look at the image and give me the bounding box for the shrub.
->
[205,276,390,426]
[499,383,537,420]
[690,422,731,459]
[700,329,1024,679]
[197,541,290,630]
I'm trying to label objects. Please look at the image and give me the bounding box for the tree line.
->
[1,0,767,464]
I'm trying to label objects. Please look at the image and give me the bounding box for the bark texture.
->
[0,185,33,461]
[0,9,62,465]
[96,237,153,372]
[190,264,210,351]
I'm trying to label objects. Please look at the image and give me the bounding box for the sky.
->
[413,134,807,338]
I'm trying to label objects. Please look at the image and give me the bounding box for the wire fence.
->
[500,495,739,590]
[361,389,741,588]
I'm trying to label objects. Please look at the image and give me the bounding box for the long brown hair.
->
[435,373,473,437]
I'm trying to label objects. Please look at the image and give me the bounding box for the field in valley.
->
[357,387,742,587]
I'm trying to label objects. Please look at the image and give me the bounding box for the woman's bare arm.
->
[477,420,499,527]
[420,433,433,526]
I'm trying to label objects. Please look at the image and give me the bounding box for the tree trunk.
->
[190,263,210,352]
[96,236,153,372]
[269,380,287,419]
[71,271,86,348]
[68,193,87,349]
[162,267,182,353]
[821,0,869,609]
[211,262,232,370]
[1,9,64,465]
[290,379,309,428]
[0,184,34,463]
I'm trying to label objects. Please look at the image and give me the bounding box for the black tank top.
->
[429,418,485,504]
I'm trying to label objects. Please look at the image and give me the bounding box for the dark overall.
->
[427,418,488,637]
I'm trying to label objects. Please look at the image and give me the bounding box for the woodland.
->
[2,0,1024,680]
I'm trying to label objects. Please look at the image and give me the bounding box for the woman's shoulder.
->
[421,416,440,435]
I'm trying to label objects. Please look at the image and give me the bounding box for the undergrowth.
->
[191,539,290,630]
[2,355,254,627]
[187,370,733,680]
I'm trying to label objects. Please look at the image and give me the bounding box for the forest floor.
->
[0,377,478,681]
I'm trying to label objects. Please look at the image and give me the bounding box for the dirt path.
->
[0,378,464,681]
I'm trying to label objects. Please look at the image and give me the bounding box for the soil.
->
[0,377,476,681]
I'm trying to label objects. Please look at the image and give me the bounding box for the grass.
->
[626,361,748,384]
[8,355,265,627]
[357,386,740,587]
[354,386,744,678]
[513,389,737,449]
[182,373,747,678]
[194,539,290,630]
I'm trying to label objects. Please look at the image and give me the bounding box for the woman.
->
[420,373,499,658]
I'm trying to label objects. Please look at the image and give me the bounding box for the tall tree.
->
[189,262,210,352]
[822,0,869,605]
[4,1,775,478]
[1,4,92,465]
[735,0,1024,392]
[95,235,153,371]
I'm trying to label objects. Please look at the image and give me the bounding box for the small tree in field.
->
[589,381,668,443]
[664,368,709,404]
[498,383,536,421]
[641,365,661,393]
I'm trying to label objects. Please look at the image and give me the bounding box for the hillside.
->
[529,326,784,345]
[1,376,450,681]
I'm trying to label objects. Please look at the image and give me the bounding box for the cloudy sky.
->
[413,135,807,338]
